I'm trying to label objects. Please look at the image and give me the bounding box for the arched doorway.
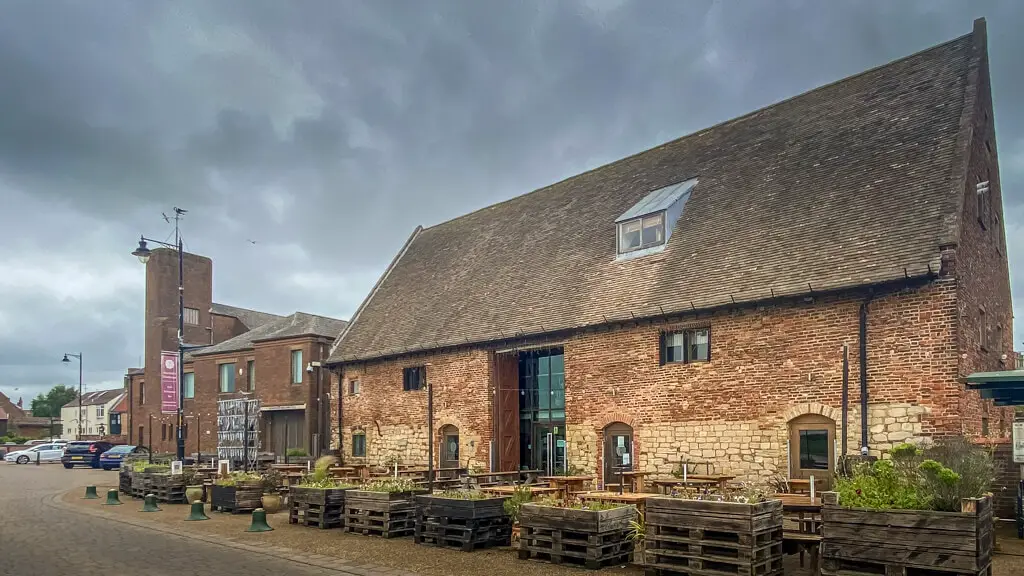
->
[788,414,836,490]
[602,422,634,489]
[439,425,460,469]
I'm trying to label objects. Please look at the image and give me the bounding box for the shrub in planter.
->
[824,439,995,576]
[345,478,426,538]
[211,472,262,513]
[289,458,359,528]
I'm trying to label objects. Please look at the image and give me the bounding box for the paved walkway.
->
[0,463,407,576]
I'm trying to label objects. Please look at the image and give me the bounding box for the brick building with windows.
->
[125,247,346,456]
[326,20,1013,486]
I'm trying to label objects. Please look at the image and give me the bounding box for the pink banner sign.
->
[160,351,179,414]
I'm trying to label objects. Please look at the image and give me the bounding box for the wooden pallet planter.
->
[119,469,133,495]
[644,497,784,576]
[414,495,512,551]
[344,490,425,538]
[289,486,352,529]
[518,503,636,569]
[210,481,262,513]
[148,473,187,503]
[820,492,993,576]
[130,472,150,499]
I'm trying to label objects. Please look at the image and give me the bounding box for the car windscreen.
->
[104,445,134,454]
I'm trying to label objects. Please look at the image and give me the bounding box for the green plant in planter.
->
[503,485,533,524]
[627,509,645,544]
[362,478,420,493]
[433,490,490,500]
[215,471,261,487]
[532,496,625,511]
[285,448,308,457]
[181,466,200,486]
[261,469,283,494]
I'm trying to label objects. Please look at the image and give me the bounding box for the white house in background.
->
[60,389,125,440]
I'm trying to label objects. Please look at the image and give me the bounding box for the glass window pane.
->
[550,354,564,376]
[666,332,684,362]
[183,373,195,399]
[619,219,642,252]
[688,329,709,362]
[799,430,829,470]
[642,213,665,246]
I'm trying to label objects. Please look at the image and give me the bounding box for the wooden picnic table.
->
[776,493,822,573]
[481,485,561,497]
[467,469,544,486]
[540,475,594,496]
[650,477,719,494]
[620,471,650,493]
[578,491,650,512]
[682,474,736,491]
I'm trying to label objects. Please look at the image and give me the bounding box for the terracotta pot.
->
[261,493,282,514]
[185,485,204,504]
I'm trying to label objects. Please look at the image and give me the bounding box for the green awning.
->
[964,370,1024,405]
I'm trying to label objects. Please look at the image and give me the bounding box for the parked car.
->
[61,441,113,469]
[4,443,65,464]
[98,445,149,470]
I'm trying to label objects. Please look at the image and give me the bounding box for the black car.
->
[61,441,114,469]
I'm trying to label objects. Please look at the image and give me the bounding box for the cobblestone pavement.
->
[0,462,407,576]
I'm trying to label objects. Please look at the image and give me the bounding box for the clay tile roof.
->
[192,312,348,357]
[63,389,124,408]
[210,303,285,331]
[328,20,987,364]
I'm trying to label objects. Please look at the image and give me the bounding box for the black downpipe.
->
[841,344,849,457]
[859,299,871,452]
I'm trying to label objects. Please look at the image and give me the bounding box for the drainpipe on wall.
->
[859,297,872,453]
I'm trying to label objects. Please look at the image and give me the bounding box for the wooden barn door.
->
[494,353,520,471]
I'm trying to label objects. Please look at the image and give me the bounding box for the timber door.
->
[603,423,634,489]
[268,410,306,456]
[494,353,520,471]
[788,414,835,490]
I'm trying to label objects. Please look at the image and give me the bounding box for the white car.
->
[4,443,65,464]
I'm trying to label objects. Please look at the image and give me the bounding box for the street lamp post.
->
[131,207,188,462]
[62,353,83,439]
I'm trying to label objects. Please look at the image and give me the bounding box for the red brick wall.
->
[952,38,1015,439]
[131,335,330,455]
[334,349,493,469]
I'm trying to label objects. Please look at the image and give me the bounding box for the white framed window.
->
[184,307,200,326]
[96,406,104,418]
[291,350,303,384]
[349,379,360,395]
[183,372,195,399]
[660,328,711,364]
[219,363,236,393]
[618,212,666,254]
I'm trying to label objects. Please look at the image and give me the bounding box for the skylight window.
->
[615,178,697,258]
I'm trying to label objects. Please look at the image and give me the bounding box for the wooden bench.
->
[783,532,821,573]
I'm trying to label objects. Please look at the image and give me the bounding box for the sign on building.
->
[160,351,179,415]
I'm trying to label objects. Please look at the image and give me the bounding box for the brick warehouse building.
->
[125,247,346,456]
[326,20,1013,487]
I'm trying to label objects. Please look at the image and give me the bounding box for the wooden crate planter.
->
[289,486,352,529]
[644,497,783,576]
[345,490,425,538]
[148,473,186,504]
[414,495,512,551]
[130,472,150,499]
[518,503,636,569]
[821,492,993,576]
[119,469,133,495]
[210,481,262,514]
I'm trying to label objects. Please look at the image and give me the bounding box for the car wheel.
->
[63,463,74,469]
[16,455,29,464]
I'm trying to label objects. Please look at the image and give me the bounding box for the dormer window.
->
[615,178,697,260]
[618,212,665,254]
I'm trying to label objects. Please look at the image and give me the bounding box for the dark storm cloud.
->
[1,0,1022,400]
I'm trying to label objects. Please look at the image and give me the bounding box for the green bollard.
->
[185,501,209,521]
[82,486,99,499]
[104,489,122,506]
[141,494,161,512]
[246,508,273,532]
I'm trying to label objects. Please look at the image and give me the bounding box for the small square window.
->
[184,307,200,326]
[403,366,426,391]
[349,379,361,395]
[352,433,366,457]
[661,328,711,364]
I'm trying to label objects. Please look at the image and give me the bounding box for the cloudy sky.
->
[1,0,1022,403]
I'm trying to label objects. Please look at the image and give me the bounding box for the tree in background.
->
[30,384,78,418]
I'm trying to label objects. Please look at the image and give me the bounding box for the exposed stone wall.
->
[334,349,492,469]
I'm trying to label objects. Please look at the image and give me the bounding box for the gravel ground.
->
[65,486,1024,576]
